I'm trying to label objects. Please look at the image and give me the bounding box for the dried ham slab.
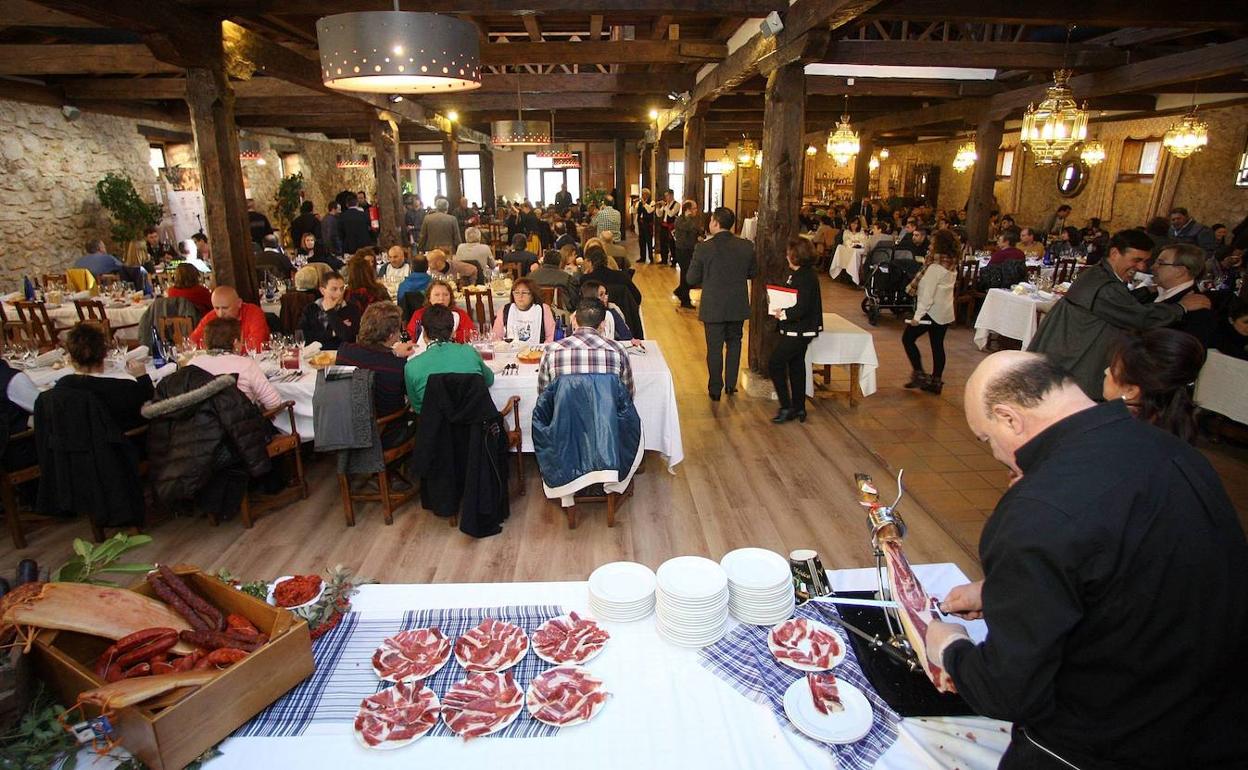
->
[353,682,440,750]
[768,617,844,670]
[441,671,525,739]
[454,618,529,673]
[881,538,957,693]
[372,627,452,682]
[532,612,610,665]
[806,672,844,715]
[526,665,610,727]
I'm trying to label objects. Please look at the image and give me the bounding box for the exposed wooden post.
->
[965,118,1004,249]
[185,64,256,302]
[683,108,706,209]
[640,141,654,194]
[748,61,805,372]
[370,113,402,250]
[480,149,496,210]
[442,134,462,205]
[654,133,670,197]
[851,131,875,204]
[613,137,628,234]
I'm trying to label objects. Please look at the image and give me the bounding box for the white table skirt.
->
[829,245,867,285]
[5,300,151,342]
[1195,350,1248,425]
[740,217,758,242]
[80,563,1005,770]
[972,289,1057,350]
[270,340,684,471]
[805,313,879,398]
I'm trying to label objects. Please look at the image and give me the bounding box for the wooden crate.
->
[31,566,313,770]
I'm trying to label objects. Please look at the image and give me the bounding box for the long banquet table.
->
[972,288,1058,350]
[270,339,684,471]
[3,297,152,342]
[80,562,1006,770]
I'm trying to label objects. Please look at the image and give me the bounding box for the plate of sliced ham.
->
[525,665,610,728]
[453,618,529,673]
[353,682,440,750]
[768,617,846,671]
[441,671,525,739]
[782,674,873,744]
[372,627,452,683]
[531,612,611,665]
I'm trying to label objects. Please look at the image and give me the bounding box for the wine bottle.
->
[151,327,167,368]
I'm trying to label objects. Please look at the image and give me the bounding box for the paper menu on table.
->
[766,284,798,311]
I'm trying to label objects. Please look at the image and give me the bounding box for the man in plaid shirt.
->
[537,298,635,398]
[592,198,623,241]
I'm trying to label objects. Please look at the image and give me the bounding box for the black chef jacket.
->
[944,401,1248,769]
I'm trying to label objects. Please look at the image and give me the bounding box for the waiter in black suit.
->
[554,183,573,215]
[686,207,757,401]
[929,352,1248,770]
[338,191,372,254]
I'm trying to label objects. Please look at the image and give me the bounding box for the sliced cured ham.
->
[372,627,452,683]
[441,671,525,739]
[881,538,957,693]
[353,682,440,750]
[806,672,844,715]
[453,618,529,673]
[531,612,610,665]
[525,666,610,728]
[768,617,845,671]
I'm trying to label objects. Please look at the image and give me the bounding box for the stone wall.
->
[0,99,181,289]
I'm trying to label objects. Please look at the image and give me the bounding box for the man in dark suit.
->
[256,234,294,280]
[687,207,757,400]
[554,183,573,215]
[289,200,320,249]
[337,192,372,255]
[1146,243,1217,346]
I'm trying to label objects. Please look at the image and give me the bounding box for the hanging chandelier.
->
[805,144,817,157]
[491,76,551,146]
[868,155,880,172]
[1020,70,1088,166]
[316,6,480,94]
[1162,109,1209,159]
[1079,139,1106,166]
[717,150,735,175]
[952,140,977,173]
[553,155,580,169]
[755,150,763,167]
[736,139,757,169]
[825,96,860,166]
[878,148,889,160]
[399,158,421,170]
[336,154,371,169]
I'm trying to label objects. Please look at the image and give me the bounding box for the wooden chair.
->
[14,300,68,346]
[1053,258,1078,285]
[0,429,38,549]
[236,401,306,529]
[0,304,28,344]
[76,298,139,340]
[1025,263,1043,282]
[42,274,69,291]
[157,316,194,347]
[97,274,122,291]
[338,407,418,527]
[537,285,557,309]
[500,262,523,281]
[500,396,524,496]
[462,286,497,332]
[563,484,633,530]
[953,261,984,327]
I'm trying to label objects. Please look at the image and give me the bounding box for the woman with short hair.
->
[405,279,475,345]
[191,317,282,409]
[54,323,152,432]
[491,277,556,344]
[336,302,417,445]
[1103,328,1205,444]
[167,263,213,316]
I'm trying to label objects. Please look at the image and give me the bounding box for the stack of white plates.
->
[655,556,730,647]
[720,547,796,625]
[588,561,657,622]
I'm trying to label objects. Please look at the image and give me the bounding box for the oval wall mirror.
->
[1056,159,1090,197]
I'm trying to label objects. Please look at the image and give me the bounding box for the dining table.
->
[972,288,1059,350]
[74,561,1006,770]
[804,313,879,404]
[3,296,152,342]
[1194,350,1248,426]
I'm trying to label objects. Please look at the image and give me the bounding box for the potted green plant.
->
[274,172,305,247]
[95,172,163,264]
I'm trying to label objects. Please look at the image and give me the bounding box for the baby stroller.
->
[860,245,921,326]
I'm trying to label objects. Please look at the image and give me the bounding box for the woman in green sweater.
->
[403,304,494,413]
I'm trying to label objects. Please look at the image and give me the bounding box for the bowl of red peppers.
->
[267,574,324,609]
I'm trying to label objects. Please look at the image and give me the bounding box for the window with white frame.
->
[412,153,482,206]
[668,160,723,209]
[525,153,581,206]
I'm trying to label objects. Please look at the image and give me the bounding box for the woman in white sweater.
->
[902,229,960,394]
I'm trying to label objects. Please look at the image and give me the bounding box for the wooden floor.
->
[8,239,1248,587]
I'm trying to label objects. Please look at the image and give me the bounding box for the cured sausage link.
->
[149,575,210,631]
[180,629,263,653]
[155,565,225,630]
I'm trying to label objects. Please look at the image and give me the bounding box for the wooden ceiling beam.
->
[521,13,543,43]
[588,15,604,41]
[822,40,1132,69]
[480,40,724,65]
[806,76,1003,97]
[0,0,100,27]
[0,45,182,75]
[426,93,652,110]
[861,0,1244,28]
[179,0,788,13]
[650,15,674,41]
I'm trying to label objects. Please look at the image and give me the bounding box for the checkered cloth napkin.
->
[699,603,901,769]
[236,604,564,739]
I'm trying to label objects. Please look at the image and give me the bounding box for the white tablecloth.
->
[270,340,684,471]
[81,562,1005,770]
[829,245,867,285]
[4,300,151,342]
[740,216,758,242]
[805,313,879,398]
[1195,350,1248,425]
[972,289,1057,350]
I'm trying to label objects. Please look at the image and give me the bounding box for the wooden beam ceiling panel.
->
[0,0,100,27]
[479,40,724,65]
[861,0,1244,28]
[806,76,1003,97]
[822,40,1133,69]
[181,0,788,13]
[588,15,604,41]
[426,93,651,111]
[0,45,181,75]
[521,13,543,42]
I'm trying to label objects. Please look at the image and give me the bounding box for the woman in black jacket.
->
[768,238,823,424]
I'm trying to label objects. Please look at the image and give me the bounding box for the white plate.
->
[656,619,727,648]
[353,685,440,751]
[267,575,325,610]
[371,628,453,683]
[525,666,609,728]
[531,614,609,666]
[656,556,728,599]
[442,673,523,738]
[768,618,847,672]
[588,562,657,604]
[782,678,873,744]
[656,587,730,607]
[453,621,529,673]
[721,548,791,590]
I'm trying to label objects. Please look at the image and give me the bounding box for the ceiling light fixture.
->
[238,139,263,162]
[1020,69,1088,166]
[316,4,481,94]
[736,138,757,169]
[825,95,860,166]
[491,75,551,146]
[1079,139,1106,166]
[878,148,889,160]
[952,140,977,173]
[1163,87,1209,159]
[806,144,818,157]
